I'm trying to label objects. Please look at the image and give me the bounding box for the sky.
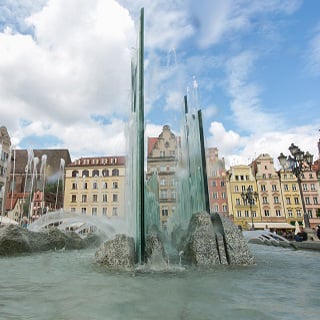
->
[0,0,319,169]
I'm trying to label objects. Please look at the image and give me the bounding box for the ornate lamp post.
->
[241,187,258,230]
[278,143,314,228]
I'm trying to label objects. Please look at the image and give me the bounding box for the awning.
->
[248,222,294,229]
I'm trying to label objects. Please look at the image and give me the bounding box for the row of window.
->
[71,181,119,190]
[71,194,118,203]
[149,165,176,173]
[71,169,120,178]
[236,209,315,218]
[70,207,118,216]
[211,180,225,187]
[159,189,176,199]
[212,191,226,199]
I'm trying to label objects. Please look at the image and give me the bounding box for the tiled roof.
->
[67,156,126,167]
[11,149,71,174]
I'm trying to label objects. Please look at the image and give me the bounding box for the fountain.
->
[94,8,254,268]
[1,8,318,320]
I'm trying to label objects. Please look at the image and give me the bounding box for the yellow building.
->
[278,170,304,225]
[146,125,178,230]
[64,156,125,218]
[252,154,288,227]
[226,165,261,230]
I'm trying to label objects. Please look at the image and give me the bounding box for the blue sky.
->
[0,0,319,168]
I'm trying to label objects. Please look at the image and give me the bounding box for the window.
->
[296,210,301,217]
[237,210,241,217]
[83,182,88,190]
[160,151,165,157]
[102,208,107,216]
[102,194,107,202]
[221,192,226,199]
[220,181,225,187]
[92,194,98,202]
[222,205,228,212]
[262,174,266,179]
[72,183,77,190]
[82,170,89,177]
[112,207,118,216]
[311,184,316,191]
[252,211,257,217]
[93,182,98,189]
[102,169,109,177]
[113,194,118,202]
[244,210,249,217]
[161,207,168,216]
[294,197,299,204]
[261,185,266,192]
[81,207,87,214]
[212,181,216,187]
[169,150,175,157]
[274,196,279,204]
[212,192,218,199]
[234,186,239,192]
[241,185,246,191]
[288,210,293,217]
[72,170,79,177]
[236,198,240,205]
[112,169,119,176]
[305,197,310,205]
[313,197,318,205]
[284,184,289,191]
[112,181,118,189]
[262,197,268,204]
[160,179,166,186]
[102,182,107,189]
[171,190,176,199]
[302,184,307,191]
[264,210,270,217]
[308,210,313,218]
[82,195,87,203]
[170,178,175,186]
[71,195,76,203]
[160,190,167,199]
[286,197,291,205]
[92,208,97,216]
[272,185,277,191]
[92,169,99,177]
[292,184,297,191]
[276,210,281,217]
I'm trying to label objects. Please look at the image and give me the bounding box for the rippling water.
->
[0,244,319,320]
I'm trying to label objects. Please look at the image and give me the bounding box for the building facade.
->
[226,164,261,230]
[252,154,287,225]
[6,149,71,222]
[146,125,178,230]
[206,147,228,216]
[64,156,126,218]
[0,126,11,217]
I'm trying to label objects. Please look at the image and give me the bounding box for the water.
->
[0,244,319,320]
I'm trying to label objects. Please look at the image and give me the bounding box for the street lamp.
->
[278,143,314,228]
[241,187,258,230]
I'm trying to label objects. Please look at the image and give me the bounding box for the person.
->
[294,228,308,242]
[316,225,320,240]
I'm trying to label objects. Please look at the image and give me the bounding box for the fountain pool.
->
[0,244,318,320]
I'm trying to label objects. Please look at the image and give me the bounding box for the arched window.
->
[112,169,119,176]
[72,170,79,177]
[102,169,109,177]
[82,170,89,177]
[92,169,99,177]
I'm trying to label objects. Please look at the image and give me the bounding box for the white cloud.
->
[224,51,283,133]
[0,0,136,159]
[207,121,319,169]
